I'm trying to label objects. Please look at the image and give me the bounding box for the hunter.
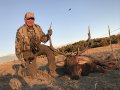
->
[15,12,57,77]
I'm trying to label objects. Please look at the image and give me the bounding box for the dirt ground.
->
[0,44,120,90]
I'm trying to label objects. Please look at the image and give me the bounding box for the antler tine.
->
[77,26,91,55]
[76,47,80,56]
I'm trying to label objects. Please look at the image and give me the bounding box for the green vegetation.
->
[58,34,120,53]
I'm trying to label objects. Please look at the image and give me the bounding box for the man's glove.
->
[30,44,39,54]
[48,29,52,36]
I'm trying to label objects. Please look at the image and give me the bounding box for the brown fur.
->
[64,55,105,80]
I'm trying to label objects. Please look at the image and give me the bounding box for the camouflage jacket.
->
[15,24,49,59]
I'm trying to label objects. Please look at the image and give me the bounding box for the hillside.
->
[0,54,17,63]
[59,34,120,53]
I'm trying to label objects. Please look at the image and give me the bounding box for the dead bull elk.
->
[63,52,105,80]
[50,28,105,80]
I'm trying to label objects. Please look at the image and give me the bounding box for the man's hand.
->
[48,29,52,36]
[30,44,39,54]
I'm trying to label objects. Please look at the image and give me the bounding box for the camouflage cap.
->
[24,12,35,19]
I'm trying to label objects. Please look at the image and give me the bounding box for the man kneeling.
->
[15,12,57,78]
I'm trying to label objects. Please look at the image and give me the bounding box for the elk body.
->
[64,53,105,80]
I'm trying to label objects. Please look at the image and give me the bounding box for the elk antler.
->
[48,23,66,56]
[76,26,91,56]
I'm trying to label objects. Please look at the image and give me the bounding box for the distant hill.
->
[0,54,17,63]
[58,34,120,52]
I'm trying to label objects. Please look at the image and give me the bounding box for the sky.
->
[0,0,120,56]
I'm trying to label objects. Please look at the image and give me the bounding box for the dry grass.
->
[84,44,120,54]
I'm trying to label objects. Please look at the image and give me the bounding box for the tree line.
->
[58,34,120,53]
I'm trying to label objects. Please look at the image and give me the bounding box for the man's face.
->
[25,17,35,27]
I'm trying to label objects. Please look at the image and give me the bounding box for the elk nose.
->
[71,75,80,80]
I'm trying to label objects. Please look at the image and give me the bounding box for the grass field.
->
[0,44,120,90]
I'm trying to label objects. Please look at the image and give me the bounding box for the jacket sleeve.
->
[38,26,49,43]
[40,34,49,43]
[15,29,24,60]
